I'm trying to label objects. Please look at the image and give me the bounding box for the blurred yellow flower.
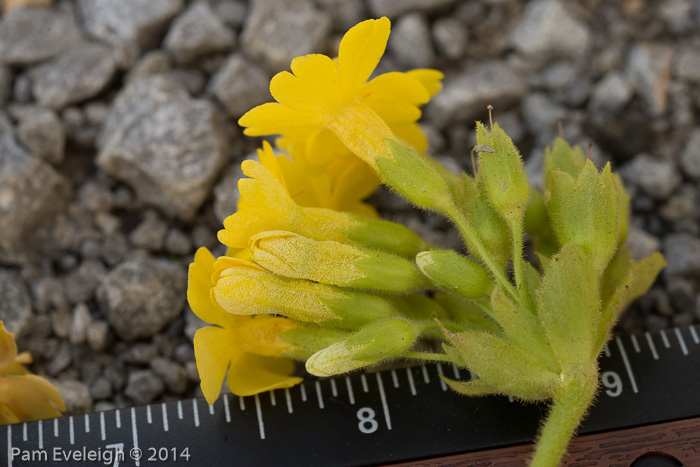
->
[239,17,443,171]
[189,248,302,402]
[0,322,65,425]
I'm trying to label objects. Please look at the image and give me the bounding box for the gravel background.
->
[1,0,699,415]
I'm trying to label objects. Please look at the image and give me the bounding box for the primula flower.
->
[0,322,65,425]
[239,17,443,171]
[189,248,302,402]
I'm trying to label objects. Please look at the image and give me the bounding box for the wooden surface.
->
[387,417,700,466]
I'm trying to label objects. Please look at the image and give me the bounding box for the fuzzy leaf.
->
[416,250,493,299]
[543,138,585,191]
[433,293,502,334]
[525,187,559,258]
[444,329,559,400]
[464,194,511,269]
[441,376,502,397]
[537,243,600,369]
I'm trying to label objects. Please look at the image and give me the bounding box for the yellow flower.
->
[188,248,302,402]
[257,141,380,218]
[239,17,444,171]
[0,321,65,425]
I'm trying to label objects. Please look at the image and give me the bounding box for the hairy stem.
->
[530,368,598,467]
[404,351,453,363]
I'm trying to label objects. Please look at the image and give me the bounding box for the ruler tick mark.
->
[7,425,12,467]
[178,400,183,419]
[84,413,90,433]
[330,378,338,397]
[391,369,399,388]
[604,344,611,357]
[284,388,293,414]
[345,376,355,405]
[69,416,75,445]
[376,373,392,430]
[147,405,152,424]
[631,334,641,353]
[22,422,26,441]
[192,399,200,427]
[254,394,265,440]
[131,407,140,467]
[421,365,430,384]
[100,412,106,441]
[616,336,638,393]
[223,394,231,422]
[209,403,215,415]
[300,383,308,402]
[645,332,659,360]
[38,420,43,450]
[406,367,417,396]
[270,390,277,407]
[161,403,169,432]
[674,328,688,356]
[239,396,246,411]
[436,364,447,391]
[690,325,700,344]
[315,381,325,409]
[116,409,121,429]
[452,364,460,380]
[54,418,58,437]
[361,374,369,393]
[660,329,671,349]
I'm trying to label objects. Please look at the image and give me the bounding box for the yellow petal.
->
[0,321,18,372]
[219,207,294,249]
[363,95,422,124]
[362,71,430,105]
[239,103,318,136]
[0,375,65,422]
[391,122,428,153]
[271,54,341,111]
[407,69,444,98]
[332,157,381,203]
[188,248,227,327]
[238,316,297,357]
[0,403,20,425]
[338,17,391,95]
[226,353,302,397]
[193,326,237,404]
[257,141,291,195]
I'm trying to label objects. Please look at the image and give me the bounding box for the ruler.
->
[3,326,700,466]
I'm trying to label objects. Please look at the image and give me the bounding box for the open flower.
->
[239,17,443,171]
[0,322,65,425]
[189,248,302,402]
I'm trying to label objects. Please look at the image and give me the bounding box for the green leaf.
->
[489,288,560,373]
[444,329,559,400]
[537,243,601,369]
[464,194,511,269]
[525,187,559,258]
[433,293,502,334]
[415,250,493,299]
[543,138,585,191]
[345,214,432,258]
[547,161,619,274]
[441,377,502,397]
[476,122,529,223]
[388,293,450,322]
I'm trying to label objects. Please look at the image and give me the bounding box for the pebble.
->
[0,66,12,108]
[29,42,117,109]
[213,0,248,28]
[589,72,634,115]
[426,61,527,128]
[69,303,93,345]
[432,18,467,60]
[368,0,456,17]
[240,0,331,73]
[90,376,113,401]
[86,321,110,352]
[208,53,270,118]
[663,233,700,279]
[668,279,695,313]
[619,153,681,200]
[76,0,184,67]
[316,0,364,31]
[151,357,188,394]
[674,48,700,82]
[0,4,83,65]
[129,210,169,251]
[0,269,33,338]
[97,75,228,220]
[388,13,435,69]
[164,228,192,256]
[521,93,566,144]
[174,343,195,364]
[124,370,165,405]
[126,50,172,84]
[164,2,236,64]
[627,43,674,115]
[54,379,93,414]
[15,106,65,164]
[121,343,159,365]
[64,260,107,305]
[0,113,71,261]
[46,341,72,375]
[213,163,245,223]
[680,129,700,179]
[96,257,187,341]
[625,226,661,261]
[509,0,591,66]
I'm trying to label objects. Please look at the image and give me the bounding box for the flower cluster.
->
[189,16,664,467]
[0,321,65,425]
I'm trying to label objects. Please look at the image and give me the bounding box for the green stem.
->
[530,369,598,467]
[404,351,453,363]
[444,205,521,306]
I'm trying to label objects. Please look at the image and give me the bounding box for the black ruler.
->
[3,326,700,467]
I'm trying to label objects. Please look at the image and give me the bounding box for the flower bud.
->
[415,250,493,299]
